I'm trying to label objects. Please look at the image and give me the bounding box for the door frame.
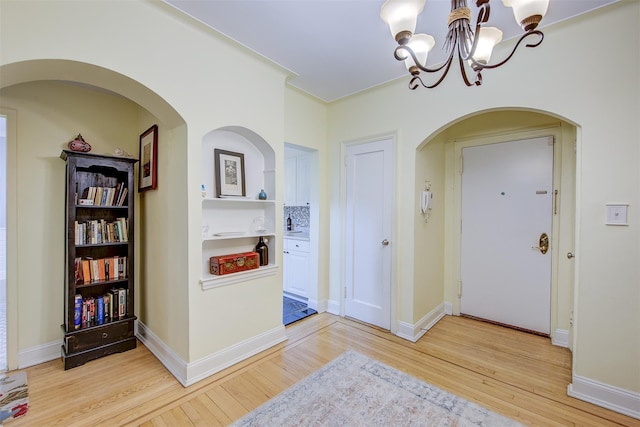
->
[445,124,576,347]
[339,135,397,333]
[1,108,17,370]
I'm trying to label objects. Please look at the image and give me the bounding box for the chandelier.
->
[380,0,549,89]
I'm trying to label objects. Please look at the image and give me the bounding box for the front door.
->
[460,136,553,334]
[344,139,393,329]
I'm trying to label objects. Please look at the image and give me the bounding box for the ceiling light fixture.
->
[380,0,549,89]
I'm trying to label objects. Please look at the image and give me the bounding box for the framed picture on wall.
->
[214,148,246,197]
[138,124,158,192]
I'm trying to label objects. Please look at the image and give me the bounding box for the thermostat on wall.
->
[605,204,629,226]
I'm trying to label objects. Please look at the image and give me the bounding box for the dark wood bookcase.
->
[60,150,138,369]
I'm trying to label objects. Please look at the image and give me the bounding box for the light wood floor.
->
[11,313,638,426]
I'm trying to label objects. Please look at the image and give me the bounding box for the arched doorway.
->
[0,59,185,370]
[437,109,576,347]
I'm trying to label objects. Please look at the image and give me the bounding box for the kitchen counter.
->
[284,231,309,241]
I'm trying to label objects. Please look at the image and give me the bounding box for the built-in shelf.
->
[201,127,277,290]
[200,264,278,290]
[203,232,276,242]
[202,197,275,205]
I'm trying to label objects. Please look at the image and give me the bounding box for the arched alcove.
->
[414,108,577,347]
[200,126,278,288]
[0,58,188,370]
[0,59,185,128]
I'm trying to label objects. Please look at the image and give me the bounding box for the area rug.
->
[0,371,28,424]
[283,296,317,326]
[232,350,522,426]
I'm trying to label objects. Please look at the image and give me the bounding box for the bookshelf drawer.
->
[65,321,133,353]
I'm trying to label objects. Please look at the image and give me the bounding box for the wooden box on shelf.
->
[209,251,259,275]
[60,150,138,370]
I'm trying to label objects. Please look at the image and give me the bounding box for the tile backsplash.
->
[284,206,310,231]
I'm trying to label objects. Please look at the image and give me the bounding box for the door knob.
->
[567,252,575,259]
[381,239,389,246]
[532,233,549,254]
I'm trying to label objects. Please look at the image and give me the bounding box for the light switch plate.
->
[606,204,628,226]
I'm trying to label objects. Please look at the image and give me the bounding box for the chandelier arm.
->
[407,52,458,90]
[460,1,490,62]
[468,30,544,70]
[457,50,479,87]
[395,45,451,74]
[422,53,457,88]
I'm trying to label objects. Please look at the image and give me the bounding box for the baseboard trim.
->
[137,321,287,387]
[568,375,640,419]
[136,321,188,385]
[396,303,446,342]
[184,325,287,387]
[18,340,61,369]
[309,297,328,313]
[327,299,340,315]
[444,301,453,315]
[552,328,569,348]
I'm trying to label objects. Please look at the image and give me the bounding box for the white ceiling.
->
[163,0,617,102]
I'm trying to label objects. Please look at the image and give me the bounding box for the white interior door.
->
[460,137,553,334]
[345,139,393,329]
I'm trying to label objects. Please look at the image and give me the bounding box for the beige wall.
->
[0,81,141,361]
[1,0,638,413]
[0,0,290,371]
[328,1,639,397]
[284,87,330,304]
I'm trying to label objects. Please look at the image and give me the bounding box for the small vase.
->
[258,189,267,200]
[68,133,91,153]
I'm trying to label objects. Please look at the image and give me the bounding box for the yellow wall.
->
[0,0,290,371]
[328,2,639,395]
[1,0,638,410]
[0,81,141,359]
[284,87,329,303]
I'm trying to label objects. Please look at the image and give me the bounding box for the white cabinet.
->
[283,238,310,298]
[284,154,310,206]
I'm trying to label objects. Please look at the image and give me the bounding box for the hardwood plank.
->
[9,313,639,427]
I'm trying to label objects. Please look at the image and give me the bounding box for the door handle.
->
[381,239,389,246]
[532,233,549,254]
[567,252,575,259]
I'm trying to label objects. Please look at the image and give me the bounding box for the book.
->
[118,288,127,319]
[109,288,120,321]
[82,259,91,283]
[96,296,104,325]
[103,294,111,323]
[74,295,82,330]
[74,257,83,284]
[118,187,128,206]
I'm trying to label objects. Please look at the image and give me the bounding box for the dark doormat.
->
[283,296,317,325]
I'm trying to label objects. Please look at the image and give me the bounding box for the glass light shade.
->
[404,33,435,70]
[471,27,503,65]
[502,0,549,27]
[380,0,426,40]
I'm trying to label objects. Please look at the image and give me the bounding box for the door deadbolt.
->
[532,233,549,254]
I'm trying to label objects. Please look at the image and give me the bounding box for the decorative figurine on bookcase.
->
[68,133,91,153]
[258,189,267,200]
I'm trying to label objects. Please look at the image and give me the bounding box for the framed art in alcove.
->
[214,148,246,197]
[139,124,158,192]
